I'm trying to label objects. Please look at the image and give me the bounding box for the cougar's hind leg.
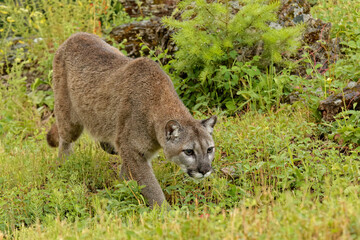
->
[56,121,83,159]
[54,86,83,159]
[58,138,72,158]
[57,120,84,159]
[53,47,84,159]
[54,101,83,158]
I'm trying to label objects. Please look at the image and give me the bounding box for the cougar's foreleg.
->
[118,146,166,208]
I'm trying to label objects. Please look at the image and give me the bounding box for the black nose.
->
[198,163,212,175]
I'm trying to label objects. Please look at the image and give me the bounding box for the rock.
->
[318,82,360,121]
[284,87,323,104]
[109,17,176,60]
[108,0,177,59]
[277,0,340,76]
[278,0,311,27]
[119,0,177,18]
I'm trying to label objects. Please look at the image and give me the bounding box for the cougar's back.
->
[52,32,185,143]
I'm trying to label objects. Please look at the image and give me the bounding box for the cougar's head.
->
[163,116,217,179]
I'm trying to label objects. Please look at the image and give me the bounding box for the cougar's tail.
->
[47,123,59,148]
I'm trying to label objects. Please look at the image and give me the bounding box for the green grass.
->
[1,0,360,239]
[1,76,360,238]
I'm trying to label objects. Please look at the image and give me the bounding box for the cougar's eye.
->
[183,149,194,156]
[207,147,214,154]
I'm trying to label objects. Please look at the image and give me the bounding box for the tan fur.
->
[46,123,59,147]
[47,32,217,208]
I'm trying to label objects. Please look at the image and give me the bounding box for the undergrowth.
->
[1,69,360,238]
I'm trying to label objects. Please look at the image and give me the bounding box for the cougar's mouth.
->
[187,169,212,179]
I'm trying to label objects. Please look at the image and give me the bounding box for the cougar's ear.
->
[165,120,182,141]
[201,115,217,134]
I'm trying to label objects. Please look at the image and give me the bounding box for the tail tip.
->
[46,124,59,148]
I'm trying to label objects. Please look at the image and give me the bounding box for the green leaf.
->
[229,50,238,59]
[225,101,237,111]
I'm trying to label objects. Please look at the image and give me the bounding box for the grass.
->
[1,0,360,239]
[12,198,360,239]
[1,76,360,238]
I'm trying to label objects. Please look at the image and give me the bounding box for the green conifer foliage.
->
[163,0,304,112]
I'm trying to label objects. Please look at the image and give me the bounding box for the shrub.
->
[163,0,303,112]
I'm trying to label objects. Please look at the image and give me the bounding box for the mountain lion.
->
[46,32,217,208]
